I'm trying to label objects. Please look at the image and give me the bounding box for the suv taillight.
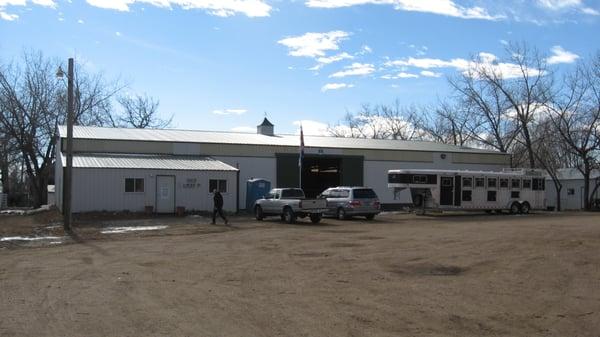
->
[349,200,361,207]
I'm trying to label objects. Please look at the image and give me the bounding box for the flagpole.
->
[299,125,304,189]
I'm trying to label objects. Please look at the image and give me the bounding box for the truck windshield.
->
[281,189,305,199]
[353,189,377,199]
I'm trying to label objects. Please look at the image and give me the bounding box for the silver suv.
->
[319,187,381,220]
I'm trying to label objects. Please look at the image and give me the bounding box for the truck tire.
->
[520,202,531,214]
[337,208,348,220]
[365,214,375,220]
[283,207,296,224]
[310,213,322,224]
[255,205,264,221]
[510,202,521,214]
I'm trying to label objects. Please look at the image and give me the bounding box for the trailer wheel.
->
[310,213,322,224]
[413,194,424,208]
[255,205,264,221]
[520,202,531,214]
[283,207,296,224]
[510,202,521,214]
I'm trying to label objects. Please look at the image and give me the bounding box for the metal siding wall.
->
[72,168,237,213]
[364,160,509,204]
[212,156,276,210]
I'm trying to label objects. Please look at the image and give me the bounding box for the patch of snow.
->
[0,236,62,242]
[101,225,168,234]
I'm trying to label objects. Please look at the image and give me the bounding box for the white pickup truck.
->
[254,188,328,223]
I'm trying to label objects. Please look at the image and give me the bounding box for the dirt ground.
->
[1,211,600,337]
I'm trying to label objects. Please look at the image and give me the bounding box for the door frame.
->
[439,175,454,206]
[155,175,176,213]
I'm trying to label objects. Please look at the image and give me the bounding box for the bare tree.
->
[328,101,419,140]
[412,101,472,146]
[547,53,600,210]
[449,65,519,154]
[0,51,122,207]
[116,94,172,129]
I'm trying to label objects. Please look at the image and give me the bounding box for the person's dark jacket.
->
[213,191,224,209]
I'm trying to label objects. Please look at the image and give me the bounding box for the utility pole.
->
[58,58,74,232]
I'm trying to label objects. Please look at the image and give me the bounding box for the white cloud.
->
[384,51,545,79]
[536,0,599,15]
[316,52,354,65]
[420,70,442,77]
[77,18,84,23]
[359,45,372,55]
[321,82,354,91]
[500,39,509,46]
[329,62,375,78]
[381,72,419,79]
[277,30,350,58]
[0,0,56,21]
[305,0,503,20]
[115,31,121,36]
[581,7,599,15]
[231,126,255,133]
[212,108,247,115]
[84,0,272,17]
[293,120,330,136]
[547,45,579,64]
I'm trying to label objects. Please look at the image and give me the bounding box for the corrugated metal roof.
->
[58,125,505,155]
[63,153,238,171]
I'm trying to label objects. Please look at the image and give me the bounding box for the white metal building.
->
[55,118,510,213]
[546,168,600,210]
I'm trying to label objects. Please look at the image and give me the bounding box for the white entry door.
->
[156,175,175,213]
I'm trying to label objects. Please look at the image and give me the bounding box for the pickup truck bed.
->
[254,188,328,224]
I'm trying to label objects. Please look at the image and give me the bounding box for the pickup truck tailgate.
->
[301,199,327,210]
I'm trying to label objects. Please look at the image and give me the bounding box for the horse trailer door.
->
[440,176,454,206]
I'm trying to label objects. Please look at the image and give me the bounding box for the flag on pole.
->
[299,125,304,168]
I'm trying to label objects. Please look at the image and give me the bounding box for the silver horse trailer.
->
[388,169,546,214]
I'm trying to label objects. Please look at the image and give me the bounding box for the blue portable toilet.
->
[246,178,271,210]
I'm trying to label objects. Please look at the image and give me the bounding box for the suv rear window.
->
[353,189,377,199]
[281,189,305,199]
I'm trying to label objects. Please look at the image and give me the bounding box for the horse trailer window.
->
[462,190,472,201]
[475,178,485,188]
[487,191,497,202]
[532,178,545,191]
[511,191,520,199]
[499,178,509,188]
[511,179,521,189]
[487,178,497,188]
[462,177,472,188]
[523,179,532,189]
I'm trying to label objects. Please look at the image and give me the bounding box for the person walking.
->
[212,189,228,225]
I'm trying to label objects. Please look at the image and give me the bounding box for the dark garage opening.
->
[302,157,341,198]
[276,154,364,198]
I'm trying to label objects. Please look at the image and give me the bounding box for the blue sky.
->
[1,0,599,135]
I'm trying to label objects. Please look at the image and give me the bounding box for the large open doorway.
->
[302,157,341,198]
[276,154,364,198]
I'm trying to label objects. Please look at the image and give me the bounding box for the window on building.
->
[499,178,509,188]
[462,190,472,201]
[475,177,485,188]
[462,177,472,188]
[209,179,227,193]
[523,179,532,189]
[125,178,144,193]
[567,188,575,195]
[487,178,497,188]
[487,191,497,202]
[511,191,520,199]
[413,175,427,184]
[511,179,521,189]
[442,178,453,187]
